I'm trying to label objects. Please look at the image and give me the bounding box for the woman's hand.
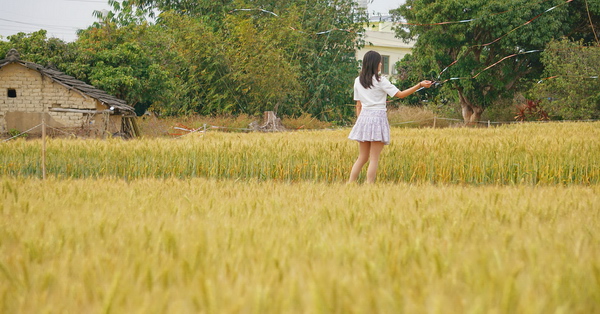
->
[420,80,434,88]
[396,80,436,98]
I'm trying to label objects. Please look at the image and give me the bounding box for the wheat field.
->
[1,178,599,313]
[1,122,599,313]
[1,122,599,184]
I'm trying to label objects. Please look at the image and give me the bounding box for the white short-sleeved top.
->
[353,76,400,111]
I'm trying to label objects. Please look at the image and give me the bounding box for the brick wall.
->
[0,63,112,135]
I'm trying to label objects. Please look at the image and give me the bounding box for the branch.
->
[484,46,496,66]
[504,59,533,91]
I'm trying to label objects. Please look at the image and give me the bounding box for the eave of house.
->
[0,53,135,116]
[363,30,415,50]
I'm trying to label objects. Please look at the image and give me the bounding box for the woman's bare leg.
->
[366,141,385,183]
[348,141,371,183]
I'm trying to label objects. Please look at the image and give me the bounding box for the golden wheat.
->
[1,122,599,184]
[0,178,599,313]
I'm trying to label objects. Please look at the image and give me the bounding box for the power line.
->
[0,17,80,31]
[64,0,108,3]
[0,25,74,36]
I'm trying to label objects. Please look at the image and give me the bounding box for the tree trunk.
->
[458,88,484,126]
[461,105,484,125]
[252,111,286,132]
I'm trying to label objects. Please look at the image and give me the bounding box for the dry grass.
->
[138,114,259,137]
[280,113,334,130]
[138,113,334,137]
[138,107,439,138]
[387,106,453,128]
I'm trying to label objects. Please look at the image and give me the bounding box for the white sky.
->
[0,0,405,43]
[369,0,405,15]
[0,0,111,42]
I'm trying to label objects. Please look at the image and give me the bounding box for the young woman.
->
[348,50,433,184]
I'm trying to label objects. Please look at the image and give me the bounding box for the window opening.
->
[7,89,17,98]
[381,56,390,75]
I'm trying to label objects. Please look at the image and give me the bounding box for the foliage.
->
[74,22,172,116]
[0,26,170,116]
[392,54,431,106]
[219,9,304,115]
[530,38,600,120]
[89,0,152,28]
[287,0,367,122]
[85,0,367,120]
[2,0,366,121]
[514,99,550,122]
[143,12,240,116]
[391,0,588,123]
[562,0,600,44]
[123,0,234,23]
[0,30,78,70]
[7,128,28,139]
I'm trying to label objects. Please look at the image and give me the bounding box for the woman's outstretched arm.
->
[394,80,434,99]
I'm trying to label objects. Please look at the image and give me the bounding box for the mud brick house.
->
[0,48,139,138]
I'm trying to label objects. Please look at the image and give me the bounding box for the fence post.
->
[433,116,437,128]
[42,113,46,180]
[41,77,47,180]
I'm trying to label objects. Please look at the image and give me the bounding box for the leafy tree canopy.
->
[392,0,597,123]
[79,0,366,120]
[0,30,78,70]
[2,0,368,121]
[79,0,367,120]
[531,38,600,120]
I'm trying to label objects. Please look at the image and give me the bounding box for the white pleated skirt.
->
[348,109,390,145]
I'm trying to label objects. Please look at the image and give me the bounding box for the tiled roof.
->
[0,48,135,115]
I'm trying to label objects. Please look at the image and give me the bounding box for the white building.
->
[355,0,369,8]
[356,10,415,75]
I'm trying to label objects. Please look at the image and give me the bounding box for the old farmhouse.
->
[0,49,139,138]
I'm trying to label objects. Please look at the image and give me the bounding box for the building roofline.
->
[0,49,135,115]
[362,31,415,49]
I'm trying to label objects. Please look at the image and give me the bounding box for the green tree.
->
[122,0,233,21]
[0,3,171,116]
[151,12,241,115]
[531,38,600,120]
[222,12,304,115]
[0,0,366,118]
[110,0,367,120]
[392,0,576,123]
[75,22,172,115]
[0,30,78,70]
[562,0,600,44]
[294,0,367,121]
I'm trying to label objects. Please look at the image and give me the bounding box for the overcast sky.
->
[369,0,405,15]
[0,0,405,43]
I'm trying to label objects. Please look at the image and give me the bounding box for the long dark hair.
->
[359,50,381,89]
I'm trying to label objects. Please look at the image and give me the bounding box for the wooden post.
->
[41,76,47,180]
[42,114,46,180]
[433,116,437,128]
